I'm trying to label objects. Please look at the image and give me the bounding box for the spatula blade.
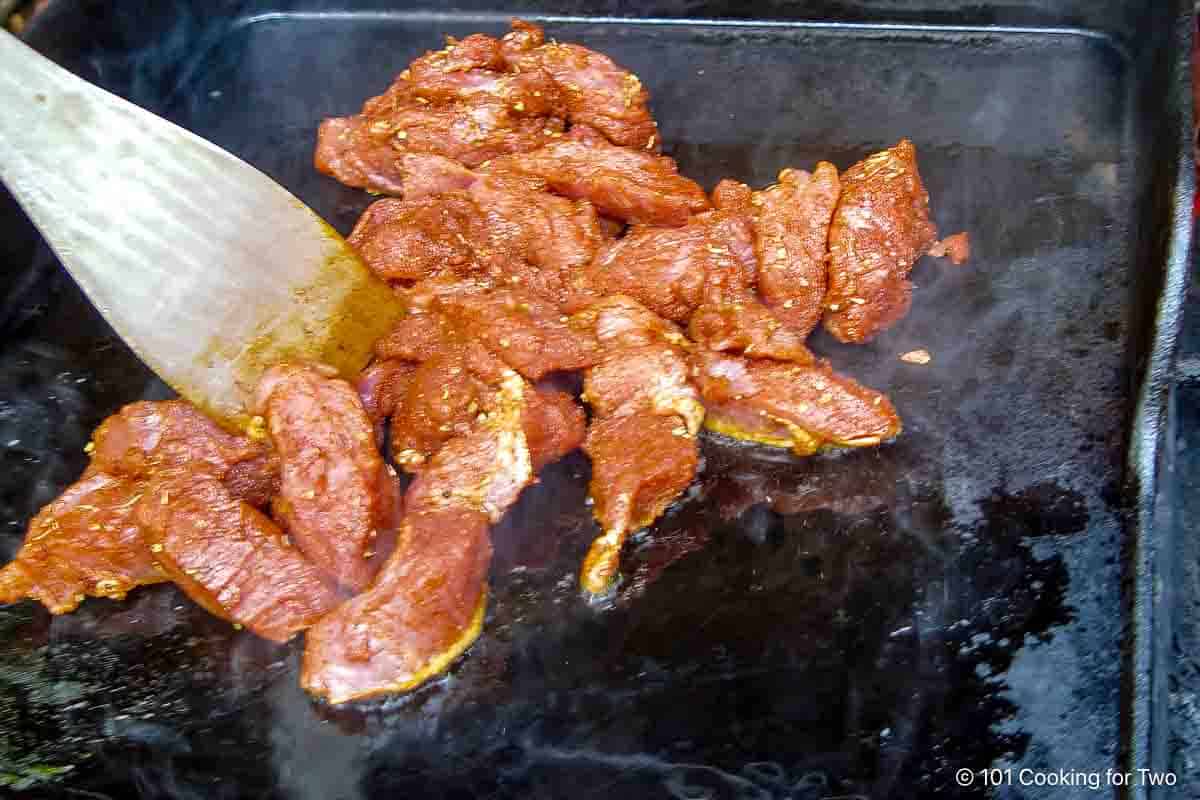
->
[0,32,404,430]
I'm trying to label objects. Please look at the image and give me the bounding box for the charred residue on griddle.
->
[0,585,291,795]
[462,453,1077,798]
[978,482,1089,539]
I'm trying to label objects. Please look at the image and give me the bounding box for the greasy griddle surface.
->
[0,13,1134,799]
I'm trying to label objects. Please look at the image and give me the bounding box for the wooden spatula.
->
[0,31,404,430]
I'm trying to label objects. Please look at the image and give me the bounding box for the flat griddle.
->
[0,1,1192,798]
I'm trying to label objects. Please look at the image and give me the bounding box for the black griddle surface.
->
[0,4,1190,798]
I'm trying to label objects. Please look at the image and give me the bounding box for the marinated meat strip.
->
[0,471,164,614]
[381,320,501,470]
[136,467,339,643]
[570,298,703,428]
[303,371,540,703]
[525,384,588,471]
[691,350,901,455]
[589,208,809,361]
[372,306,459,363]
[451,177,608,308]
[347,193,484,284]
[472,174,604,265]
[688,259,813,362]
[583,414,700,590]
[389,99,560,171]
[1,400,287,615]
[824,140,938,343]
[572,291,689,346]
[222,457,282,510]
[580,344,702,431]
[389,152,482,199]
[570,297,704,593]
[356,359,416,432]
[587,209,758,322]
[314,19,663,197]
[302,506,492,704]
[401,371,535,516]
[371,290,591,469]
[929,231,970,265]
[390,139,705,236]
[412,32,505,71]
[91,400,275,482]
[314,116,409,196]
[314,76,567,196]
[499,17,542,59]
[368,303,508,469]
[714,161,841,337]
[484,137,709,226]
[586,219,717,322]
[347,168,606,309]
[406,32,560,112]
[388,347,584,482]
[388,347,494,470]
[254,363,403,594]
[315,97,564,196]
[413,279,600,378]
[499,20,659,150]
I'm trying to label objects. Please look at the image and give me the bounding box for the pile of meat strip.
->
[0,20,967,705]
